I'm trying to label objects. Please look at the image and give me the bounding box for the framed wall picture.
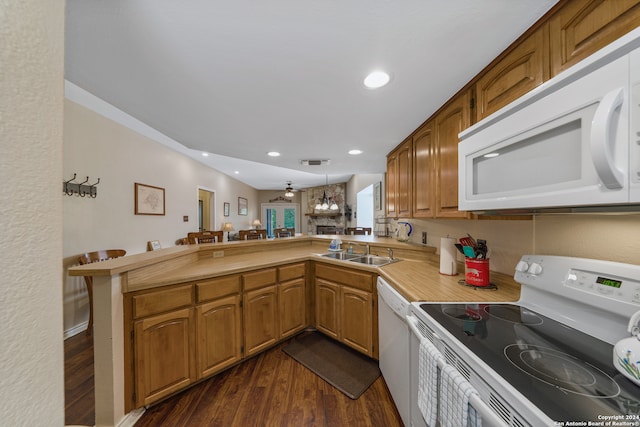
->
[147,240,161,251]
[224,202,230,217]
[135,183,165,215]
[238,197,248,215]
[374,181,382,211]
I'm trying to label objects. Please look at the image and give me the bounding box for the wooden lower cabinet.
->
[196,294,242,378]
[244,267,307,356]
[315,279,340,339]
[314,264,376,358]
[341,286,373,355]
[279,278,306,338]
[134,307,196,407]
[244,285,279,356]
[126,261,382,409]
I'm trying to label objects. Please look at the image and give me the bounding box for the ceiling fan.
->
[284,182,295,198]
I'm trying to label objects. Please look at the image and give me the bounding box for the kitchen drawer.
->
[133,284,193,319]
[243,268,277,291]
[278,263,305,282]
[315,263,375,292]
[196,275,241,303]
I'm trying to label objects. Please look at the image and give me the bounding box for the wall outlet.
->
[183,215,189,222]
[213,251,224,258]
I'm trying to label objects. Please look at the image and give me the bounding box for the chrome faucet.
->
[387,248,394,260]
[349,242,370,255]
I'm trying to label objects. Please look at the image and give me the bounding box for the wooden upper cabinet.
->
[434,92,471,218]
[386,138,412,219]
[549,0,640,76]
[385,151,398,218]
[396,140,412,218]
[412,122,434,218]
[476,24,549,121]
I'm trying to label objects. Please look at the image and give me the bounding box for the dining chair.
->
[188,231,223,244]
[273,227,295,238]
[347,227,372,235]
[239,229,267,240]
[78,249,126,335]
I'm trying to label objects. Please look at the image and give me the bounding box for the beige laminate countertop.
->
[69,235,521,302]
[378,256,520,302]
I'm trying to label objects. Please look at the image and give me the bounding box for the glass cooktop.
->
[420,303,640,423]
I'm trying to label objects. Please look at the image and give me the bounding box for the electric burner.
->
[504,344,620,398]
[485,305,543,325]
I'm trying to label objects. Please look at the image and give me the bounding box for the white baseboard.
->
[117,408,146,427]
[64,321,88,340]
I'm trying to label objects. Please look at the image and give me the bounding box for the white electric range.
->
[407,255,640,426]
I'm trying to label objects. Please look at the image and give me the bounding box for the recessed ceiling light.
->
[348,149,363,155]
[363,71,390,89]
[202,152,209,157]
[267,151,281,157]
[234,170,240,174]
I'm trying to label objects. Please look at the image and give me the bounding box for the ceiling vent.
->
[300,159,330,166]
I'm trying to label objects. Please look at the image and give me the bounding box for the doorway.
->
[262,203,299,237]
[198,188,216,231]
[356,185,374,229]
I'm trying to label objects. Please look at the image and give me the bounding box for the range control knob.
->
[515,261,529,272]
[528,263,543,275]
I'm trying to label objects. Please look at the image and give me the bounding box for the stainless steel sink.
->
[347,255,400,266]
[319,252,363,261]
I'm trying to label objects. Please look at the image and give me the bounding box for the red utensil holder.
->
[465,258,490,287]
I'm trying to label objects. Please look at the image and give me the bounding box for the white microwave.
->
[458,28,640,212]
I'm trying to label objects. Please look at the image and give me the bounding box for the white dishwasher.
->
[377,277,410,426]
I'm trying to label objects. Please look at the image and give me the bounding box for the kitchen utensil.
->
[454,243,465,255]
[396,221,413,242]
[462,246,476,258]
[466,233,477,247]
[475,239,488,259]
[614,310,640,386]
[459,236,475,248]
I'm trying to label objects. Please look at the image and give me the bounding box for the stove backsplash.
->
[391,213,640,275]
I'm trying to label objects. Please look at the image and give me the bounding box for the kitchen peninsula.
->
[68,235,521,427]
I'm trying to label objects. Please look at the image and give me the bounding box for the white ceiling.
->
[65,0,558,191]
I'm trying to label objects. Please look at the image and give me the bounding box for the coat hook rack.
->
[63,173,99,198]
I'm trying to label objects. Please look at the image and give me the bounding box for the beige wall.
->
[346,173,386,228]
[390,214,640,276]
[0,0,65,425]
[63,98,259,335]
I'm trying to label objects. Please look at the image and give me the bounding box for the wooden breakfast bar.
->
[68,235,521,427]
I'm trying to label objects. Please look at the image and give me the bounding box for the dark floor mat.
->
[282,332,381,399]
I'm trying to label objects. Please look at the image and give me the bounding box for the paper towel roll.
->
[439,237,458,276]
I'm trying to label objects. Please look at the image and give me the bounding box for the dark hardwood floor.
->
[64,331,95,426]
[64,332,403,426]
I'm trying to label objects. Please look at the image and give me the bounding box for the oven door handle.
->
[407,314,510,427]
[406,314,426,339]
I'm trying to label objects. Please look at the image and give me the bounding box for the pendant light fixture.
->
[315,175,339,211]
